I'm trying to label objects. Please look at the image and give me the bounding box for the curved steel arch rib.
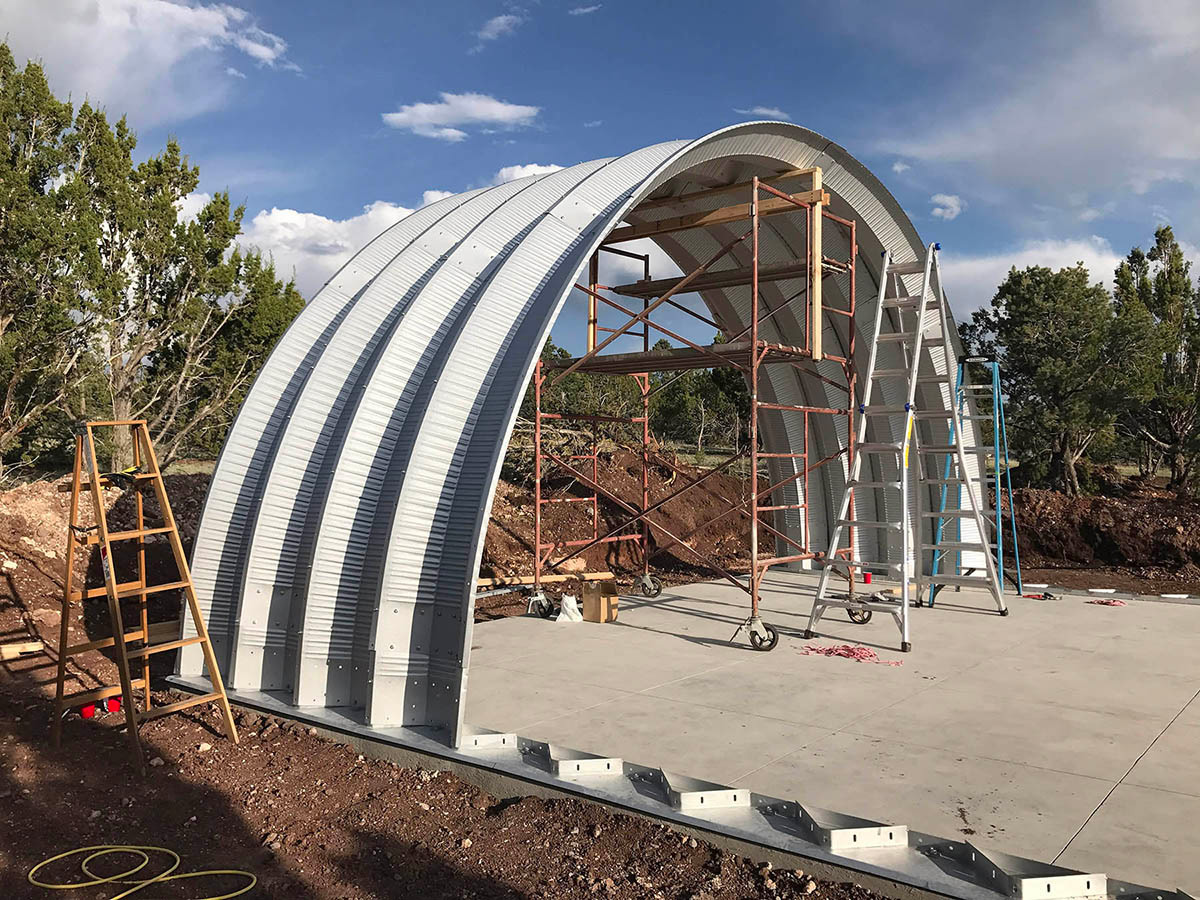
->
[181,122,971,746]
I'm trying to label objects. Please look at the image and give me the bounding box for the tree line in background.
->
[515,336,751,475]
[0,43,301,478]
[961,225,1200,495]
[5,37,1199,498]
[530,223,1200,500]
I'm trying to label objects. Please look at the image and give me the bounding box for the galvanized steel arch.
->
[180,122,967,745]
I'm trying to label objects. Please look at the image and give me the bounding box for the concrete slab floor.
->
[464,571,1200,890]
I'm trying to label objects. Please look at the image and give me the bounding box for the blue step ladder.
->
[927,357,1022,605]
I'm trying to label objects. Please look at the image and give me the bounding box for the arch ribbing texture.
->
[180,123,973,746]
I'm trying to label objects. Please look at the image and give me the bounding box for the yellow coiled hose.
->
[28,845,256,899]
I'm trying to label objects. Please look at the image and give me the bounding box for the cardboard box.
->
[581,582,619,623]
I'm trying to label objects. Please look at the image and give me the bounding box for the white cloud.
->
[569,4,602,14]
[382,92,540,142]
[241,201,415,296]
[470,13,523,52]
[225,66,247,79]
[1077,201,1116,223]
[930,193,965,220]
[892,161,910,174]
[881,0,1200,207]
[940,236,1122,315]
[176,191,212,221]
[583,120,603,128]
[421,190,456,206]
[492,163,564,184]
[733,105,790,120]
[0,0,297,126]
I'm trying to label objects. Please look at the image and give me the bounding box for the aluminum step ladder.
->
[927,358,1022,605]
[804,243,1004,652]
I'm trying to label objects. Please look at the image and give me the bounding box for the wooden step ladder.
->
[51,420,237,773]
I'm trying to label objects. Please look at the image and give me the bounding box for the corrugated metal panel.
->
[227,183,520,693]
[184,123,977,745]
[290,161,613,710]
[180,190,482,678]
[370,142,690,729]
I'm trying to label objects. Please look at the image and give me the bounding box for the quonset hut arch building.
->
[179,122,974,747]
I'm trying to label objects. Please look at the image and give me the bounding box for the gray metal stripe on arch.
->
[180,122,973,745]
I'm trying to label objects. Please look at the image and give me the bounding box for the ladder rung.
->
[913,410,955,419]
[877,332,919,343]
[124,635,206,661]
[856,442,902,453]
[121,580,187,599]
[62,676,149,708]
[822,558,901,571]
[71,580,190,601]
[850,480,902,489]
[871,370,953,383]
[66,627,147,656]
[85,526,173,546]
[918,446,991,453]
[814,597,905,613]
[922,510,974,517]
[923,478,967,485]
[837,519,902,530]
[860,405,910,414]
[81,473,158,490]
[924,574,993,587]
[69,579,143,602]
[888,260,925,275]
[137,692,222,722]
[924,542,997,551]
[959,415,991,421]
[63,619,181,656]
[881,296,938,309]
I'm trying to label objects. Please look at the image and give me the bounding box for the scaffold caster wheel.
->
[750,623,779,652]
[531,593,554,619]
[640,575,663,598]
[847,607,872,625]
[901,641,912,653]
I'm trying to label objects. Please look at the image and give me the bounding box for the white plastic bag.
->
[556,593,582,622]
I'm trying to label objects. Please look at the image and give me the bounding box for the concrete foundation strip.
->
[171,676,1186,900]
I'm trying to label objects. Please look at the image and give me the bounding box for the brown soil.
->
[1,459,1196,896]
[0,470,881,900]
[1013,483,1200,594]
[0,685,883,900]
[479,449,756,619]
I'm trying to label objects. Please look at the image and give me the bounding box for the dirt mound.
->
[1014,484,1200,592]
[484,448,753,584]
[1,454,752,632]
[0,478,83,608]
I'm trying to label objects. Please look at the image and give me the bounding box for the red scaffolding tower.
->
[528,170,859,650]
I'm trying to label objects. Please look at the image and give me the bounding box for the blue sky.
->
[6,0,1200,349]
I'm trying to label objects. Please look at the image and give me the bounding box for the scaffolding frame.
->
[528,172,860,649]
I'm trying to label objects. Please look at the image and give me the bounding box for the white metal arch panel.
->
[181,189,480,677]
[367,141,692,726]
[227,182,520,693]
[186,123,978,745]
[368,124,943,741]
[290,160,614,711]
